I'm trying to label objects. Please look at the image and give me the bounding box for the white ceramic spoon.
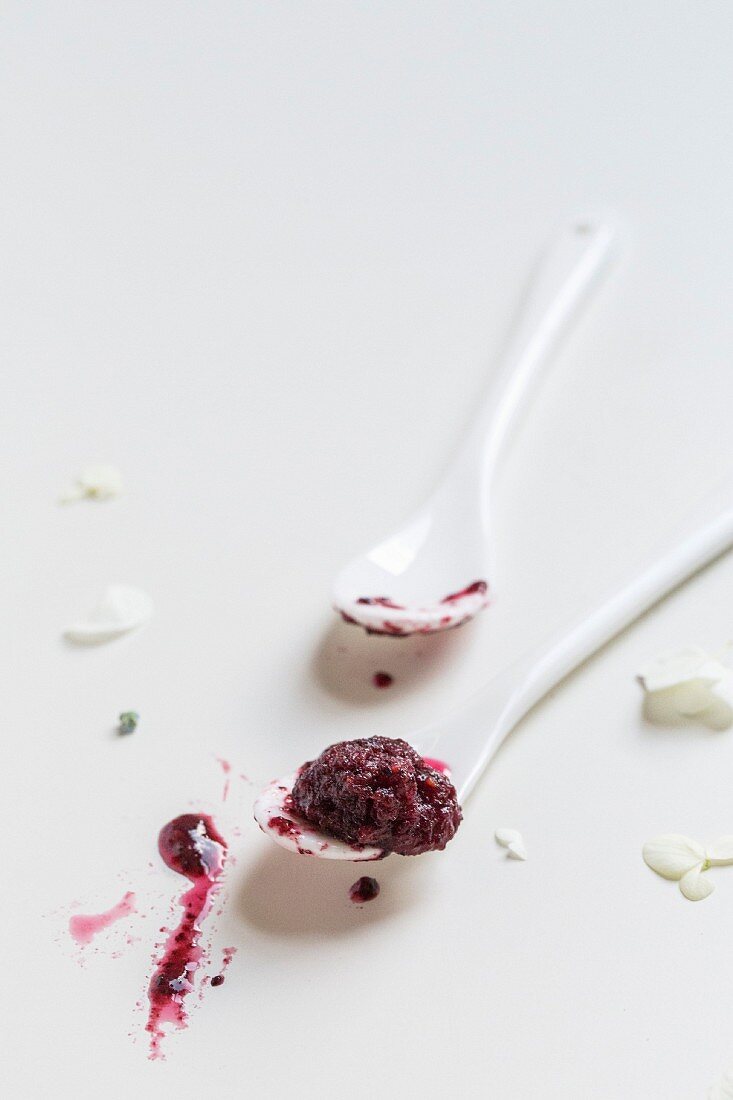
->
[333,217,617,637]
[255,480,733,859]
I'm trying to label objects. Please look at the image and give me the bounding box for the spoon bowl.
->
[253,773,385,861]
[333,217,617,636]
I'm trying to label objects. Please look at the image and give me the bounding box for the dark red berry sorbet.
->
[291,736,462,856]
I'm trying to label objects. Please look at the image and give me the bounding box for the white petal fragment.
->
[642,834,705,880]
[60,464,123,503]
[64,585,153,644]
[638,647,733,728]
[495,828,527,860]
[706,836,733,865]
[679,864,715,901]
[711,674,733,706]
[709,1067,733,1100]
[637,647,711,691]
[495,828,522,847]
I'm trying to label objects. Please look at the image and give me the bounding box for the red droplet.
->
[349,877,380,903]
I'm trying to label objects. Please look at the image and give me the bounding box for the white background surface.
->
[3,3,733,1097]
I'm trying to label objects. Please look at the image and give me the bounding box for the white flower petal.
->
[655,681,717,717]
[60,464,123,503]
[507,840,527,861]
[58,486,85,503]
[639,647,733,728]
[709,1067,733,1100]
[495,828,523,848]
[642,834,705,880]
[638,648,712,691]
[679,864,715,901]
[706,836,733,865]
[714,640,733,667]
[711,672,733,705]
[64,585,153,644]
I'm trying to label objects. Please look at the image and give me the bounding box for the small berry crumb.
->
[210,974,225,987]
[372,672,393,689]
[349,876,380,903]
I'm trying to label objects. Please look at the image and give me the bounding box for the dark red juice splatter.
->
[372,671,393,689]
[349,877,380,903]
[69,891,136,945]
[146,814,227,1059]
[211,945,237,988]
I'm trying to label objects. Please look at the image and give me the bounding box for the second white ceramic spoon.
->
[256,479,733,859]
[333,217,616,636]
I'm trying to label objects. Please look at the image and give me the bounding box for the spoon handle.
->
[440,217,617,517]
[416,480,733,801]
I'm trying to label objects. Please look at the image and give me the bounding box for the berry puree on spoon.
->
[340,581,489,637]
[253,736,462,861]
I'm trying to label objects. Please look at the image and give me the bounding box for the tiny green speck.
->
[118,710,139,735]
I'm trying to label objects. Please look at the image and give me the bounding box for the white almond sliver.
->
[64,585,153,644]
[495,828,522,848]
[506,840,527,861]
[642,834,705,879]
[495,828,527,860]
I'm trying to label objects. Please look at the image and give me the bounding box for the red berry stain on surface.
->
[215,756,231,801]
[349,876,380,903]
[292,736,462,856]
[441,579,488,603]
[372,671,393,689]
[146,814,227,1060]
[69,891,137,946]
